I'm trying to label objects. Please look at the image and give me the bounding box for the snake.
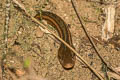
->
[35,11,76,69]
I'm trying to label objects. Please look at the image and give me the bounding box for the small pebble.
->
[35,27,44,38]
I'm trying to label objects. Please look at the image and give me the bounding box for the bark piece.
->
[102,5,115,41]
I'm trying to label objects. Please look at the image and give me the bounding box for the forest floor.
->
[0,0,120,80]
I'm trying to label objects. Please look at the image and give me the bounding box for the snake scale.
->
[35,11,76,69]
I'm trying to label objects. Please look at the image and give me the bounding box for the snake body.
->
[35,11,76,69]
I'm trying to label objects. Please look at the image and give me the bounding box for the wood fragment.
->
[102,5,115,41]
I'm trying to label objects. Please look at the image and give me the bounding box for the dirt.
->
[0,0,120,80]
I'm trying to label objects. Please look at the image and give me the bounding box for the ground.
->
[0,0,120,80]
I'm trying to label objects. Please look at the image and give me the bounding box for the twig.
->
[11,0,104,80]
[1,0,11,80]
[71,0,120,76]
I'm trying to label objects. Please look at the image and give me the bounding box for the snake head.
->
[58,45,76,69]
